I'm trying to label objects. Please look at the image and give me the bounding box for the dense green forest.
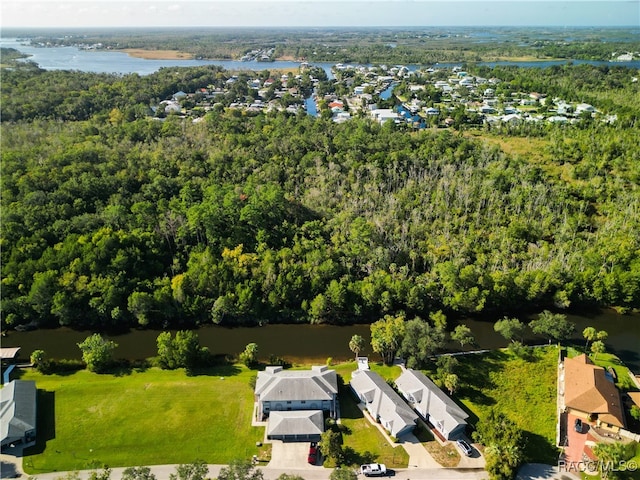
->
[1,58,639,331]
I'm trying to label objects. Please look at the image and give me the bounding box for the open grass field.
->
[19,365,265,474]
[452,346,560,464]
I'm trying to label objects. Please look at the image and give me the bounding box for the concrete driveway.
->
[267,440,319,469]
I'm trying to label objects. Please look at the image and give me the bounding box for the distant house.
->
[563,354,626,432]
[370,108,400,124]
[1,380,37,447]
[350,370,418,438]
[395,369,468,440]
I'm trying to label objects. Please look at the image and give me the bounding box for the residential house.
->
[1,380,37,447]
[563,354,626,432]
[395,369,468,440]
[255,365,338,418]
[350,370,418,438]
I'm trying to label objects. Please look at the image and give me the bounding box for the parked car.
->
[574,418,584,433]
[456,439,473,457]
[308,442,318,464]
[360,463,387,476]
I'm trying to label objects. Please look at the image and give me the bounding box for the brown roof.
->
[564,354,625,428]
[628,391,640,409]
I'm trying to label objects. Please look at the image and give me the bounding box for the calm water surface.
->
[3,311,639,370]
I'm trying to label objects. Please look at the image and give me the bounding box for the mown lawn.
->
[452,346,560,464]
[19,365,265,474]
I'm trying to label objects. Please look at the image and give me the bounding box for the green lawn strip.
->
[338,390,409,469]
[453,346,559,464]
[21,366,264,474]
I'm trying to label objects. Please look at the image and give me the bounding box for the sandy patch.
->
[122,49,194,60]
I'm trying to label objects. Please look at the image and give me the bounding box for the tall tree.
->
[590,340,606,360]
[77,334,118,373]
[583,326,597,349]
[494,317,525,344]
[529,310,575,344]
[240,342,259,368]
[349,334,365,359]
[473,409,527,480]
[398,317,446,368]
[451,324,475,349]
[320,429,344,466]
[370,314,406,366]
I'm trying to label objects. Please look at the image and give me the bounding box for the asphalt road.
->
[26,465,488,480]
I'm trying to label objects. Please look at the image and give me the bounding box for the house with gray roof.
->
[350,369,418,438]
[396,369,468,440]
[1,380,37,447]
[255,365,338,440]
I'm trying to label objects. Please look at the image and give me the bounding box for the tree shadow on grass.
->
[23,390,55,457]
[338,389,365,420]
[455,350,507,406]
[187,363,243,377]
[523,431,560,465]
[343,446,377,467]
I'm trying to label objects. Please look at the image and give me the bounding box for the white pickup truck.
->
[360,463,387,476]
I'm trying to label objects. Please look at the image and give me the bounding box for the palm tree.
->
[349,334,365,359]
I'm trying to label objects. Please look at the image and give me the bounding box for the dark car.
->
[308,442,318,464]
[456,439,473,457]
[574,418,584,433]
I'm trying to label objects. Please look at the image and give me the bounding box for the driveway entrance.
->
[268,440,317,469]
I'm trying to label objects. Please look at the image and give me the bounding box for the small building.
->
[1,380,37,447]
[395,369,468,440]
[350,370,418,438]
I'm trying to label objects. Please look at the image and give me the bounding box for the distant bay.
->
[0,38,334,76]
[2,37,639,76]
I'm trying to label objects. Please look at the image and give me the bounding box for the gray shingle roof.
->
[350,370,418,437]
[267,410,324,437]
[395,369,468,435]
[1,380,36,445]
[255,366,338,402]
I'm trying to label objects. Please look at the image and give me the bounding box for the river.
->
[3,310,639,370]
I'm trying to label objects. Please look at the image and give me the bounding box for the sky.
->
[1,0,639,28]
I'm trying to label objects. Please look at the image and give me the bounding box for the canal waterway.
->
[3,310,639,370]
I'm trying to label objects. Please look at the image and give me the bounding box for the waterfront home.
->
[395,369,468,440]
[563,354,625,432]
[350,370,418,438]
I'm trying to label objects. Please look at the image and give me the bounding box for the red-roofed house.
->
[564,354,626,432]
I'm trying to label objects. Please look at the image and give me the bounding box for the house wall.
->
[263,399,334,414]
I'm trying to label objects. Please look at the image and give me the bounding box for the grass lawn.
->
[414,423,461,467]
[19,365,265,474]
[451,346,560,464]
